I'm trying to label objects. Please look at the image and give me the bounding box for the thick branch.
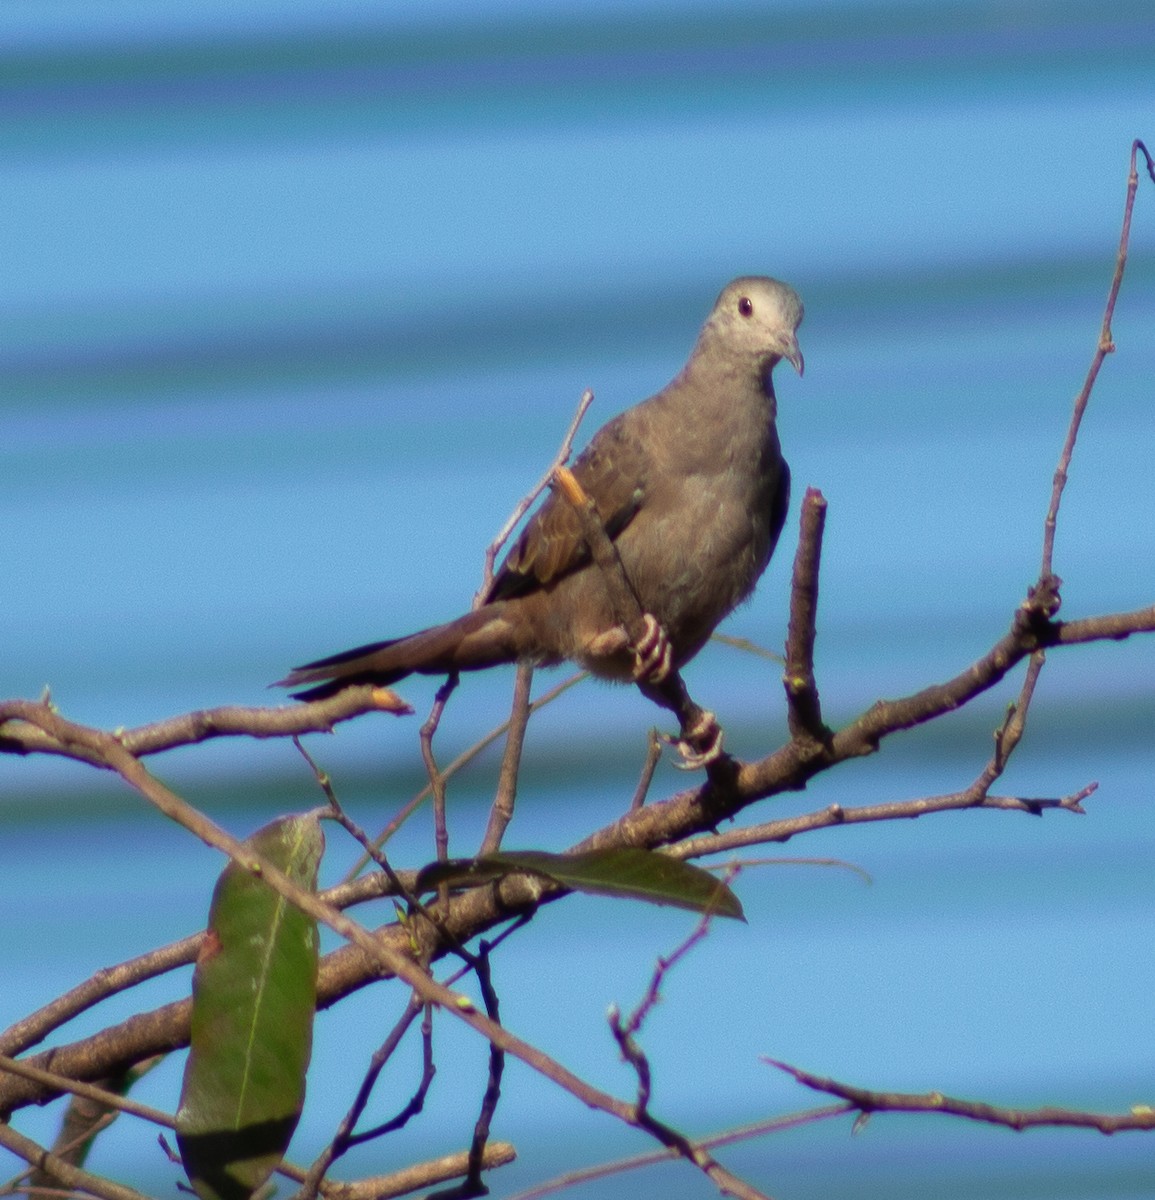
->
[1,602,1150,1116]
[0,704,638,1134]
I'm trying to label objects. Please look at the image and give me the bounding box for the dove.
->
[279,276,803,703]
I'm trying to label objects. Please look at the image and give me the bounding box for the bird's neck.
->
[674,346,778,419]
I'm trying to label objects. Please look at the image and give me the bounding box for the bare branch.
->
[458,943,507,1199]
[0,586,1144,1117]
[675,781,1096,860]
[766,1058,1155,1135]
[629,728,664,810]
[343,670,586,875]
[0,1054,173,1130]
[504,1106,851,1200]
[476,388,595,604]
[603,889,774,1200]
[0,1122,152,1200]
[0,689,410,761]
[619,875,731,1038]
[783,487,831,747]
[0,869,414,1060]
[0,705,643,1138]
[608,1006,773,1200]
[281,1142,517,1200]
[295,996,427,1198]
[480,663,534,853]
[1040,137,1154,584]
[421,674,460,869]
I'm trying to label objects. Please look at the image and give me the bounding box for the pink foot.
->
[631,613,673,684]
[667,708,724,770]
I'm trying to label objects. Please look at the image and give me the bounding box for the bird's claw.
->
[631,613,673,684]
[663,708,724,770]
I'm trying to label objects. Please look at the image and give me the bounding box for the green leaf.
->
[417,847,744,921]
[176,813,324,1200]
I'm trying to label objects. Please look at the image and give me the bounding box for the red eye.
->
[738,296,753,317]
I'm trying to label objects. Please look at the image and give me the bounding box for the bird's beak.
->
[782,334,804,377]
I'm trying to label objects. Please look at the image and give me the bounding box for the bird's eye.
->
[737,296,754,318]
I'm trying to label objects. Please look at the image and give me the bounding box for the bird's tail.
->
[275,605,520,701]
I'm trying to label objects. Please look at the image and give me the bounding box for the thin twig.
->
[676,781,1097,860]
[629,728,664,810]
[0,704,644,1135]
[345,671,587,875]
[604,876,773,1200]
[619,875,732,1038]
[710,632,785,664]
[766,1058,1155,1135]
[458,942,506,1200]
[0,1055,173,1130]
[292,995,421,1199]
[0,1122,151,1200]
[480,663,534,853]
[608,1007,772,1200]
[351,1006,436,1148]
[421,675,460,869]
[724,856,873,885]
[503,1105,851,1200]
[293,736,427,922]
[1040,138,1154,585]
[475,389,595,605]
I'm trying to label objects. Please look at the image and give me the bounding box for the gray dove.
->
[279,276,803,702]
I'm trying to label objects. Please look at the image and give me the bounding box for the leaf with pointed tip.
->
[176,813,324,1200]
[416,847,743,921]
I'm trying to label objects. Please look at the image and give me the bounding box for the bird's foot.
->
[666,707,724,771]
[630,613,673,684]
[585,614,673,682]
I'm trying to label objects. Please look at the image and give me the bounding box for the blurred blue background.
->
[3,2,1155,1196]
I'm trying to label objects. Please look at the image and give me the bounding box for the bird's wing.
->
[491,413,647,598]
[768,457,791,557]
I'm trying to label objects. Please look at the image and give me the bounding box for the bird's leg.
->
[670,705,724,771]
[630,613,673,684]
[551,465,727,769]
[583,612,672,683]
[636,671,725,770]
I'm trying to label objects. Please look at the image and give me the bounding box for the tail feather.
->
[276,606,520,701]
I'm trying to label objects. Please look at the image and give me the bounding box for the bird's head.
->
[701,276,805,378]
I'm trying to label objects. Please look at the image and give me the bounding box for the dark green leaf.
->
[417,847,743,920]
[176,813,324,1200]
[414,857,513,895]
